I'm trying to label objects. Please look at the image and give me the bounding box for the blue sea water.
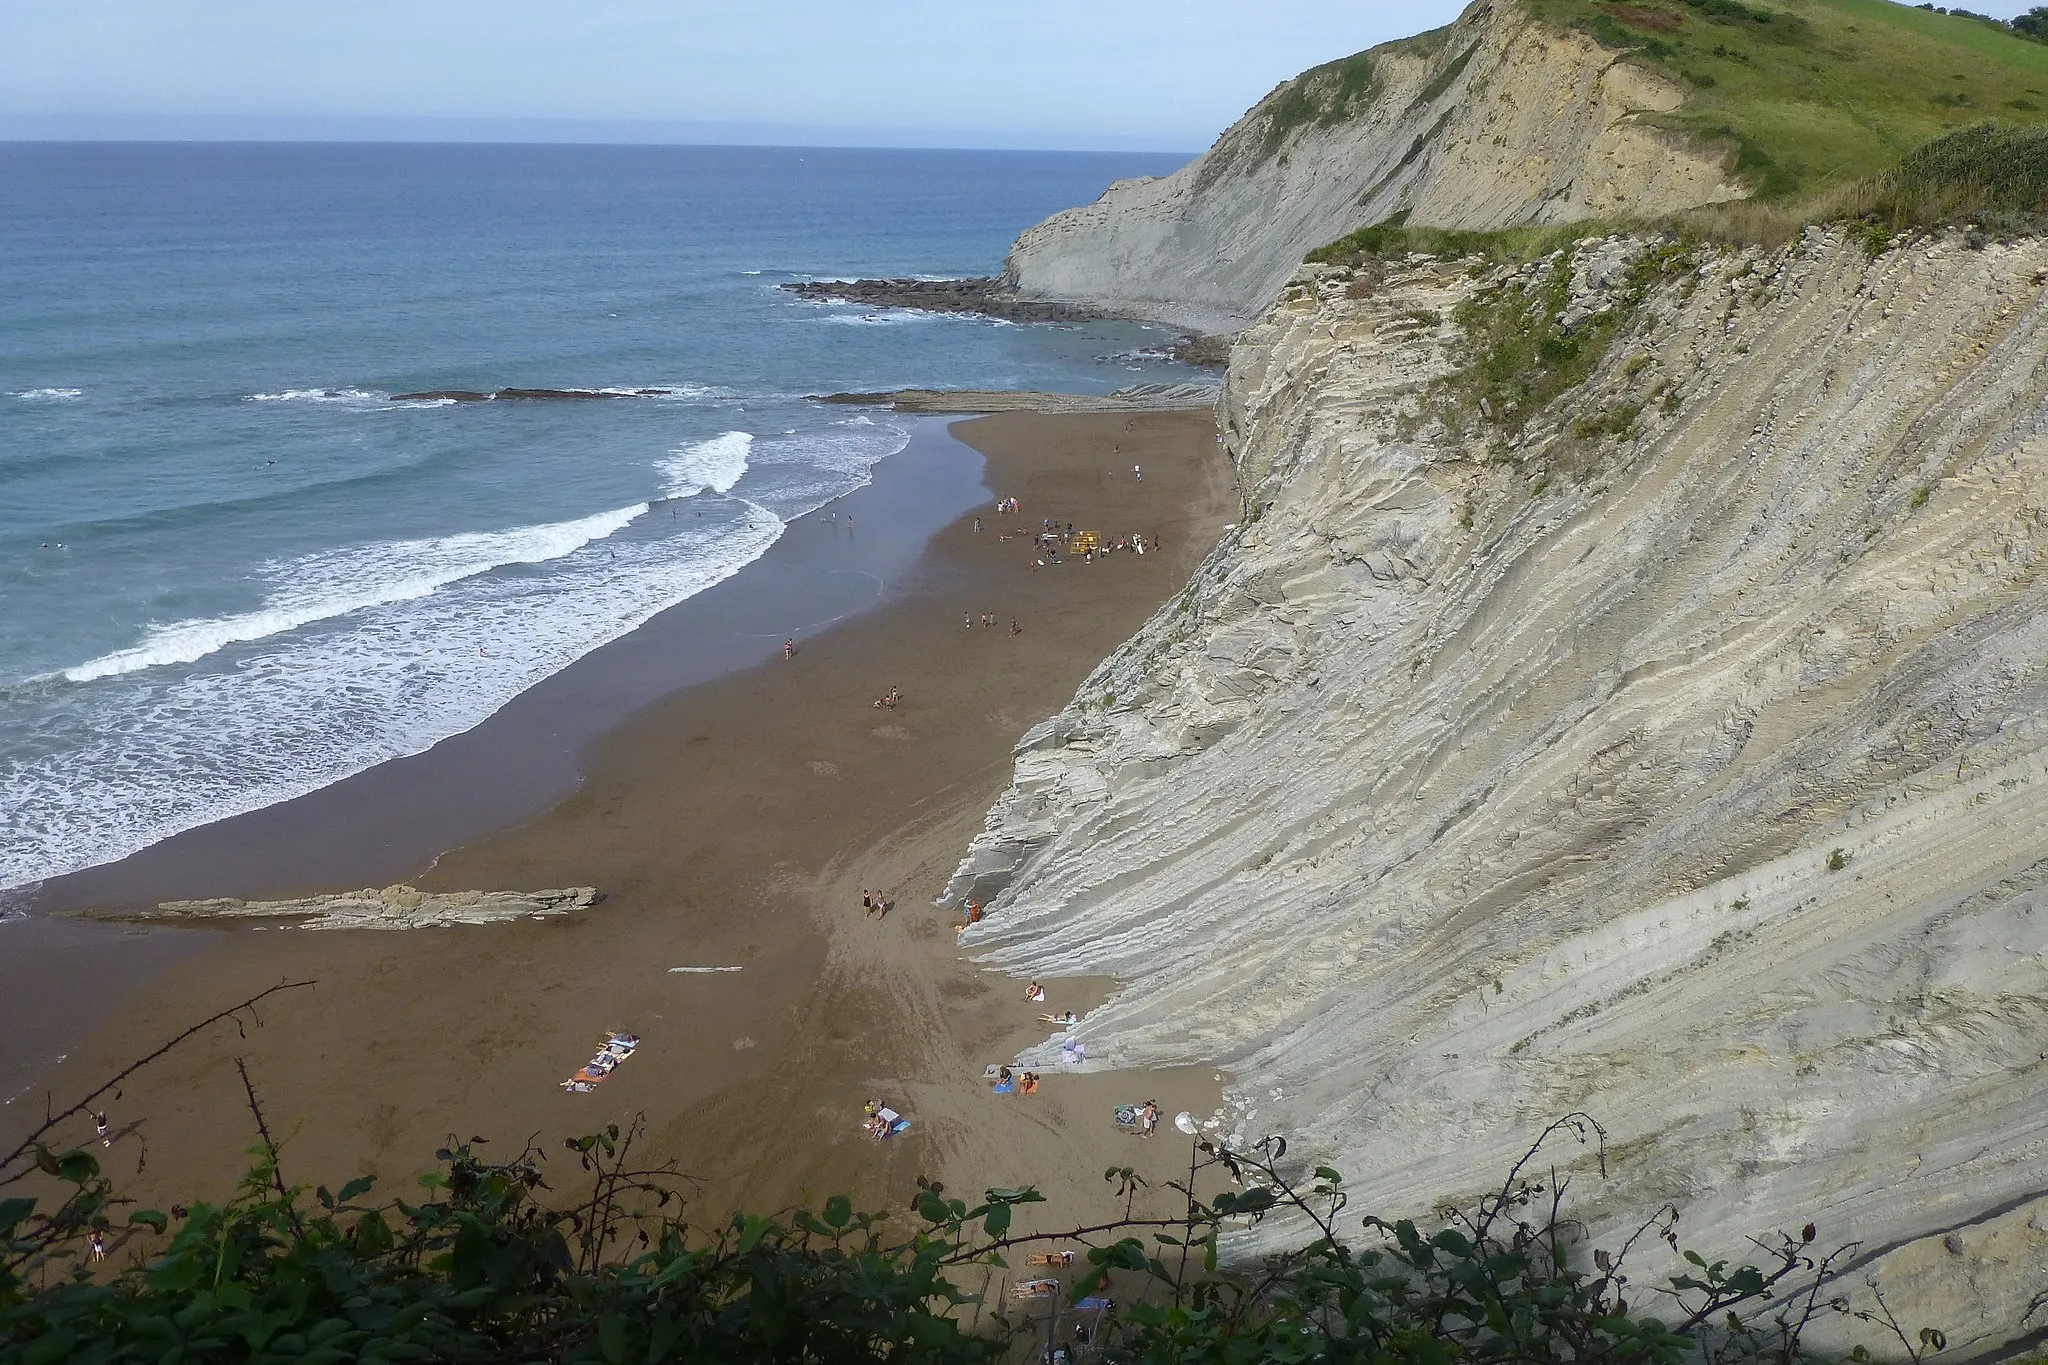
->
[0,142,1196,896]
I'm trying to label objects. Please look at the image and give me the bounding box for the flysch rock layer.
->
[75,884,599,931]
[946,231,2048,1352]
[1001,0,1743,333]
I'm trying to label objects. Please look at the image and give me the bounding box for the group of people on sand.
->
[861,888,892,918]
[872,684,901,710]
[863,1098,909,1139]
[988,1064,1040,1095]
[559,1032,639,1093]
[963,611,1022,634]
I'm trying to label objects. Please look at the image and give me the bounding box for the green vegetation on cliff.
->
[3,1113,1912,1364]
[1527,0,2048,200]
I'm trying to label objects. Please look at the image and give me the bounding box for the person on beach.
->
[1139,1100,1160,1138]
[974,517,982,533]
[1134,464,1142,481]
[1026,981,1045,1003]
[1011,618,1022,634]
[784,638,794,661]
[862,889,873,916]
[1020,1072,1040,1094]
[93,1111,109,1147]
[88,1230,107,1262]
[964,612,972,629]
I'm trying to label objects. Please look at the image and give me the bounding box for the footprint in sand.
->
[732,1036,756,1051]
[871,725,908,740]
[808,760,839,776]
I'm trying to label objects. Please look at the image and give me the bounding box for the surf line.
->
[667,965,744,973]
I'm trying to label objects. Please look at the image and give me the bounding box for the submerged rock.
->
[74,883,599,931]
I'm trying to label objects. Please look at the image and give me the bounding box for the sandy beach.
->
[7,408,1237,1242]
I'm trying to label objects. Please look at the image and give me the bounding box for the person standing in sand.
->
[861,889,872,916]
[784,638,794,660]
[1133,464,1142,482]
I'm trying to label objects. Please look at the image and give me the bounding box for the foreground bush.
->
[2,1109,1941,1365]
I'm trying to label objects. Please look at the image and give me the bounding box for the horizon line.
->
[0,112,1210,157]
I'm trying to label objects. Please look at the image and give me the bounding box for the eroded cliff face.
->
[1000,0,1743,333]
[949,232,2048,1349]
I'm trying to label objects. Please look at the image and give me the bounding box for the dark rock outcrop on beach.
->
[390,387,674,403]
[780,277,1230,368]
[69,883,601,931]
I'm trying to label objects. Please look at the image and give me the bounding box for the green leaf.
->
[735,1214,773,1254]
[599,1311,627,1364]
[823,1195,851,1229]
[0,1197,35,1235]
[151,1254,206,1294]
[127,1209,170,1233]
[55,1150,100,1185]
[336,1176,375,1204]
[982,1202,1011,1238]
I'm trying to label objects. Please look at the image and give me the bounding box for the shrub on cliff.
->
[2,1106,1936,1365]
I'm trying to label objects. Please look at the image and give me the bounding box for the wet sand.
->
[7,409,1238,1238]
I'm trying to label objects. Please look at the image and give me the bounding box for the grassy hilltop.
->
[1524,0,2048,199]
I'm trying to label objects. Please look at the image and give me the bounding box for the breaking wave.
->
[58,504,648,683]
[659,431,752,499]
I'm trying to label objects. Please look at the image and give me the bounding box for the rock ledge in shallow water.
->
[71,884,600,931]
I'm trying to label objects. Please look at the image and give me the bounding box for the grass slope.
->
[1522,0,2048,199]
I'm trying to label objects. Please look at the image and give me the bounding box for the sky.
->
[3,1,2040,152]
[0,0,1469,151]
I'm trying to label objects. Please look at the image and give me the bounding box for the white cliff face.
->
[1000,0,1743,333]
[949,232,2048,1350]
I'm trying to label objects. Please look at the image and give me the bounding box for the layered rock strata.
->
[76,884,599,931]
[947,231,2048,1350]
[1000,0,1743,332]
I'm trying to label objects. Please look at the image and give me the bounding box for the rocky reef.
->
[74,884,600,931]
[809,383,1219,414]
[777,277,1103,323]
[780,278,1226,365]
[946,229,2048,1351]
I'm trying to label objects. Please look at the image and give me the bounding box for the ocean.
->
[0,141,1196,901]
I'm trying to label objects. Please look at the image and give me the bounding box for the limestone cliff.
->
[999,0,1743,332]
[949,231,2048,1350]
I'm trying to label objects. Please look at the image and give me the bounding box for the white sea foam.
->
[10,388,83,401]
[0,415,927,893]
[59,504,648,683]
[818,310,935,327]
[659,431,752,498]
[247,387,389,404]
[0,501,786,892]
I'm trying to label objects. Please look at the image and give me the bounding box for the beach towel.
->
[1113,1104,1143,1129]
[992,1080,1015,1095]
[1076,1296,1114,1312]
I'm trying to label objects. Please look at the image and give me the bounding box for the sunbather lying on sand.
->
[1039,1010,1076,1026]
